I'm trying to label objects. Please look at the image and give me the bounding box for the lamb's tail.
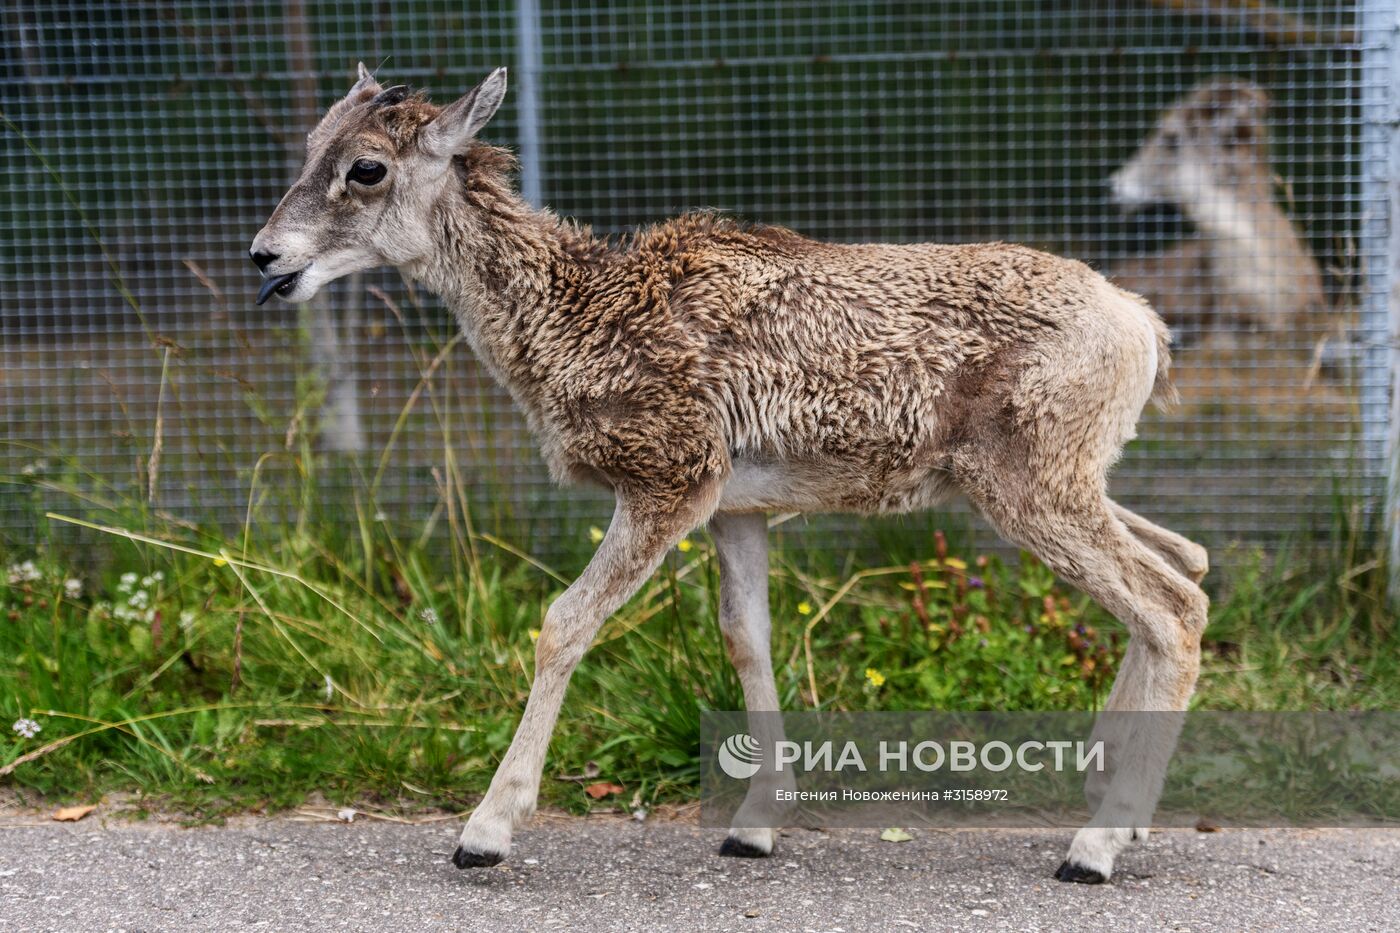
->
[1147,311,1177,409]
[1115,284,1177,409]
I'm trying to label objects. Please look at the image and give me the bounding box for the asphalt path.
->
[1,814,1396,931]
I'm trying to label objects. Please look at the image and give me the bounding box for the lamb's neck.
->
[413,182,591,405]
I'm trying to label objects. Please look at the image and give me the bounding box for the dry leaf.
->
[879,827,913,843]
[53,804,96,822]
[583,782,624,799]
[1194,817,1220,833]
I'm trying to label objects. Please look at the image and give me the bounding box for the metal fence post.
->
[515,0,543,207]
[1390,55,1400,604]
[1360,0,1400,597]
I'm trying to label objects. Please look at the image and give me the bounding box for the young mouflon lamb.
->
[251,65,1209,885]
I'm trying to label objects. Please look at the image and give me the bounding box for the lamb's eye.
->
[348,159,387,186]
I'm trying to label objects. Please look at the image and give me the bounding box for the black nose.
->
[250,250,278,272]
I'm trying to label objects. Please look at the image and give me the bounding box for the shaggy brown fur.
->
[416,143,1176,520]
[251,66,1209,886]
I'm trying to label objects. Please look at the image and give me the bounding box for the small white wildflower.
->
[418,606,439,624]
[373,511,387,522]
[179,609,195,631]
[11,561,43,583]
[12,718,41,739]
[20,459,47,476]
[323,675,334,701]
[118,572,137,593]
[336,807,356,823]
[151,571,164,583]
[128,590,149,610]
[64,579,83,600]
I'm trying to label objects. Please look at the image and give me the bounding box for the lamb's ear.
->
[308,62,382,148]
[421,67,508,158]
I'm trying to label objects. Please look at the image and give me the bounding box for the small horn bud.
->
[370,86,409,108]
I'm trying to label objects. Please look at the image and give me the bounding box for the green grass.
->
[1,476,1394,820]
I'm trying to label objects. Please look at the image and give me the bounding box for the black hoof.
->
[452,845,504,869]
[1054,860,1108,885]
[719,836,770,859]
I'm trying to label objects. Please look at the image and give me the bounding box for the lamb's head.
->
[249,64,507,305]
[1110,77,1270,211]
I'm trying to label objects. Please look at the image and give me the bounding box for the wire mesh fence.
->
[0,1,1394,559]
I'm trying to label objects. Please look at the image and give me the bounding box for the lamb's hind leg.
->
[709,511,793,858]
[453,482,718,868]
[1109,502,1209,584]
[966,482,1208,884]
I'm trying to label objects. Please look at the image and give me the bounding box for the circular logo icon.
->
[717,732,763,780]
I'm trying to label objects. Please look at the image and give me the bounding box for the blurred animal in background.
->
[1109,78,1329,351]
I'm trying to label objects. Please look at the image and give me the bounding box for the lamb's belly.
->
[719,456,957,515]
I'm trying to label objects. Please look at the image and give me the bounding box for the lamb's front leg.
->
[453,484,717,868]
